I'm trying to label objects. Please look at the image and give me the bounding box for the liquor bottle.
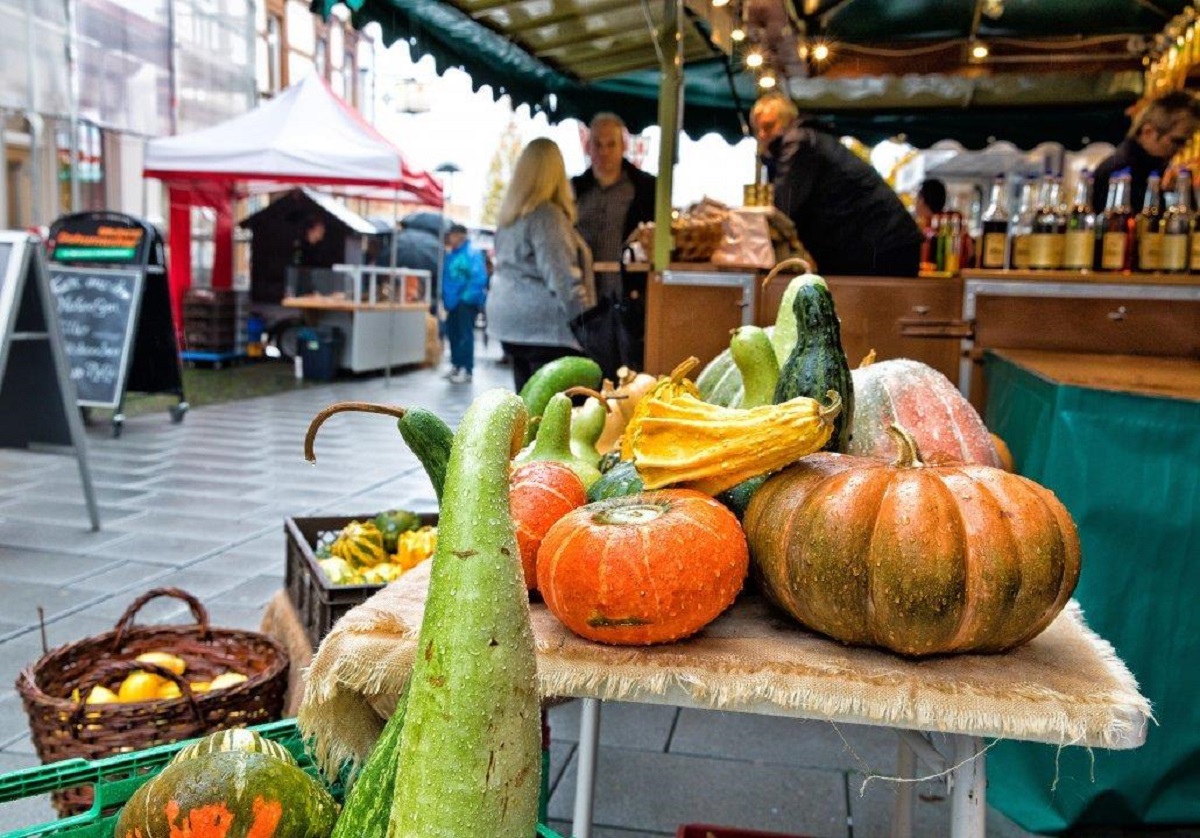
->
[1136,171,1163,272]
[978,175,1009,269]
[1009,178,1036,270]
[1163,168,1193,273]
[1062,170,1096,271]
[1029,175,1065,270]
[1100,170,1135,272]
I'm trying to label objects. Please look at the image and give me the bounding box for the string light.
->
[746,50,764,68]
[811,42,830,62]
[731,26,746,42]
[712,0,729,7]
[758,73,777,89]
[971,41,990,60]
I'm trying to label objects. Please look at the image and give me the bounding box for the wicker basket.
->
[632,214,726,262]
[15,587,289,816]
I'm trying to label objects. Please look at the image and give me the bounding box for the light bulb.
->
[746,51,764,68]
[971,42,989,60]
[758,74,777,89]
[731,27,746,42]
[811,42,830,62]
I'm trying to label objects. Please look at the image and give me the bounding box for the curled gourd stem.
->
[858,348,877,368]
[304,401,408,463]
[819,390,843,424]
[563,386,621,415]
[761,257,812,291]
[887,423,926,469]
[668,356,700,382]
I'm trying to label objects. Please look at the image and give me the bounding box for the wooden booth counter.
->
[640,262,1200,413]
[282,263,433,374]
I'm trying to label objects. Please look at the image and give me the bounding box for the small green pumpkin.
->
[330,521,387,569]
[171,728,297,767]
[115,751,338,838]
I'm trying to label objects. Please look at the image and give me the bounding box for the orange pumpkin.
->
[510,460,588,591]
[537,489,749,645]
[744,425,1081,657]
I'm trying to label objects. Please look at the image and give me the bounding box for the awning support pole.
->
[652,0,683,270]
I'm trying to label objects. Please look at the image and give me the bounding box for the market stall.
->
[142,73,443,342]
[983,349,1200,832]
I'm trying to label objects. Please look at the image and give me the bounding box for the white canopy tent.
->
[143,73,443,331]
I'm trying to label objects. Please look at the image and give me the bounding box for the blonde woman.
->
[486,138,595,391]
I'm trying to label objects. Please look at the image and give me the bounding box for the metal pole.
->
[25,0,44,225]
[65,0,80,211]
[571,698,602,838]
[0,109,8,229]
[949,734,986,838]
[891,736,917,838]
[652,0,683,270]
[385,186,399,386]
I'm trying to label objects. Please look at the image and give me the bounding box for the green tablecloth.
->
[984,352,1200,834]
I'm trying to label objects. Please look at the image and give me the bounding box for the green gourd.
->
[332,692,409,838]
[514,393,602,488]
[586,460,644,502]
[773,278,854,452]
[518,355,603,443]
[770,271,827,366]
[569,396,607,467]
[397,408,454,501]
[387,389,541,838]
[729,325,779,408]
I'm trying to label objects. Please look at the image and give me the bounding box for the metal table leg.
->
[572,698,602,838]
[950,734,986,838]
[891,735,917,838]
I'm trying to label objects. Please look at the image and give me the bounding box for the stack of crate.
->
[181,288,248,358]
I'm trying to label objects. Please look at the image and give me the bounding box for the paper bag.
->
[711,207,776,269]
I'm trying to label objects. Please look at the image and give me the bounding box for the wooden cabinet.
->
[760,273,963,381]
[642,266,757,375]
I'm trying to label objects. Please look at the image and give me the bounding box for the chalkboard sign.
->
[49,266,143,408]
[0,231,100,529]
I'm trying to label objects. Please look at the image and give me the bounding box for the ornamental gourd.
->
[849,355,1002,467]
[744,426,1081,657]
[537,490,749,645]
[115,751,338,838]
[510,460,588,591]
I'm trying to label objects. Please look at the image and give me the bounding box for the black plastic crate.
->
[284,513,437,648]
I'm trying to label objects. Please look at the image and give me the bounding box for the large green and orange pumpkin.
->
[849,357,1002,467]
[537,489,748,645]
[115,751,338,838]
[744,426,1081,656]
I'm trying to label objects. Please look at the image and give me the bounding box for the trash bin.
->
[298,326,344,381]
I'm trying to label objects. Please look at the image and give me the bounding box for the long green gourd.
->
[331,691,409,837]
[387,389,542,838]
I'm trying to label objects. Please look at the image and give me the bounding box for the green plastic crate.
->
[0,719,565,838]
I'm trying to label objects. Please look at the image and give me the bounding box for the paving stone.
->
[0,750,54,833]
[545,820,664,838]
[17,482,155,508]
[208,574,285,608]
[123,491,275,521]
[190,550,285,580]
[85,531,228,565]
[0,498,145,528]
[0,550,126,587]
[71,595,192,625]
[0,583,101,625]
[137,475,262,496]
[847,770,1041,838]
[107,512,270,544]
[549,746,847,836]
[0,691,32,752]
[63,560,175,593]
[201,602,267,632]
[0,520,132,556]
[549,700,679,752]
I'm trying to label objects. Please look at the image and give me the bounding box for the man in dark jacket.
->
[571,113,656,299]
[751,92,923,277]
[1092,91,1200,216]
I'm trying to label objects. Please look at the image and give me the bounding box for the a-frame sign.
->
[47,212,188,437]
[0,232,101,530]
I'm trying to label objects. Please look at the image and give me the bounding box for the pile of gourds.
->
[72,652,247,704]
[316,512,437,586]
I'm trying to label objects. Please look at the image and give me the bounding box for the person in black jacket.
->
[1092,91,1200,216]
[751,92,923,277]
[571,113,656,299]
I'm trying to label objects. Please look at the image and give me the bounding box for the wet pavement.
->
[1,337,1048,836]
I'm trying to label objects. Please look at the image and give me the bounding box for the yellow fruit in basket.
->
[330,520,388,569]
[135,651,187,675]
[394,526,438,571]
[189,681,211,693]
[85,685,119,704]
[208,671,249,691]
[117,671,164,703]
[318,556,357,585]
[360,562,402,584]
[157,682,182,700]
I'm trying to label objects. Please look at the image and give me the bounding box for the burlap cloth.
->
[299,562,1150,774]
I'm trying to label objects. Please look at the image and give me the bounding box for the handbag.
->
[569,294,635,381]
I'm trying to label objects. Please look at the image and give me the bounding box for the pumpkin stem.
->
[305,401,407,463]
[668,356,700,383]
[858,349,877,368]
[593,498,667,526]
[887,424,926,468]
